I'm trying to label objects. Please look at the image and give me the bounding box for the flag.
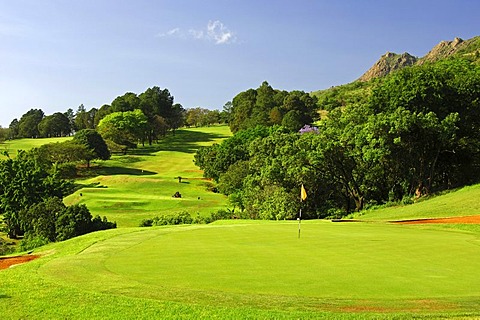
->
[301,184,307,201]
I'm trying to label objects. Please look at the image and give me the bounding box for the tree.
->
[0,150,73,238]
[55,204,94,241]
[281,110,303,132]
[94,104,111,127]
[23,197,65,242]
[73,129,110,167]
[38,112,71,137]
[65,108,76,133]
[221,101,233,123]
[230,89,257,133]
[97,109,148,150]
[18,109,44,138]
[0,126,9,142]
[151,115,168,140]
[111,92,140,113]
[194,126,273,181]
[34,140,93,165]
[169,103,185,132]
[229,83,319,133]
[139,86,175,144]
[75,104,90,130]
[8,119,19,139]
[185,107,209,127]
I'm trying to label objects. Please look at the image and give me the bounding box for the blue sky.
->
[1,0,479,127]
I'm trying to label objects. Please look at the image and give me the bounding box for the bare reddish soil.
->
[0,255,39,270]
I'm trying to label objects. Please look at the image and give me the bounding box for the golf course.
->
[1,125,480,319]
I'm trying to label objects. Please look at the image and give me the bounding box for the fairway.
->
[37,221,480,313]
[0,137,72,158]
[63,126,232,227]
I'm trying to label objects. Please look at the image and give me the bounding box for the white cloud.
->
[156,27,182,38]
[206,20,235,44]
[157,20,236,45]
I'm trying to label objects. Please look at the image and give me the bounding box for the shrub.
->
[57,162,77,179]
[91,215,117,231]
[19,233,50,252]
[0,238,14,256]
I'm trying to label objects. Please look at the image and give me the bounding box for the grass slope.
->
[0,137,72,158]
[356,184,480,221]
[2,221,480,319]
[64,126,231,227]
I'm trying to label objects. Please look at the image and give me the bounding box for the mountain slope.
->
[358,52,418,82]
[358,36,480,82]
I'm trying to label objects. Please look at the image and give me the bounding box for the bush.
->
[56,204,116,241]
[140,210,238,227]
[19,233,50,252]
[57,162,77,179]
[139,219,153,227]
[91,215,117,231]
[0,238,14,255]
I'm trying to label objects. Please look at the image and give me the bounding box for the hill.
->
[355,184,480,222]
[357,52,418,82]
[312,35,480,111]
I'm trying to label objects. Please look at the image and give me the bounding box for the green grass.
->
[356,184,480,221]
[64,126,232,227]
[3,125,480,318]
[0,136,72,158]
[2,220,480,319]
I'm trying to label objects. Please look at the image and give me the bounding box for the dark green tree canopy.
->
[18,108,44,138]
[196,58,480,220]
[73,129,111,166]
[229,82,319,133]
[38,112,71,137]
[0,150,73,238]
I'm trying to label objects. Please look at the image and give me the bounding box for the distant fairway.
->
[0,136,72,158]
[64,126,232,227]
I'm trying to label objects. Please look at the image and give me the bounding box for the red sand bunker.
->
[0,255,39,270]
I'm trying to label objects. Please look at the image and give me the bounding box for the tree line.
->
[1,86,229,143]
[195,58,480,219]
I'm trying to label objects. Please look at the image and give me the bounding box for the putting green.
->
[39,221,480,312]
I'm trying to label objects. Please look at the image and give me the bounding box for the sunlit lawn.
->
[2,220,480,319]
[64,125,232,227]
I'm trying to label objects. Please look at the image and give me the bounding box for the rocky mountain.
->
[358,36,480,82]
[357,52,418,82]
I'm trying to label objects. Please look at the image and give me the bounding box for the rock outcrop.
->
[358,36,480,82]
[358,52,418,82]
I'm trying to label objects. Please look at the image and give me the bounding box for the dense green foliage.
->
[196,58,480,218]
[0,150,115,244]
[229,81,319,133]
[140,209,234,226]
[73,129,110,166]
[0,150,73,237]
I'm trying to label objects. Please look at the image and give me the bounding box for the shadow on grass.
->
[75,128,228,180]
[94,166,157,176]
[76,166,156,181]
[129,129,230,155]
[0,295,11,299]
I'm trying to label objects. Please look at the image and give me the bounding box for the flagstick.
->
[299,184,306,239]
[298,208,302,239]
